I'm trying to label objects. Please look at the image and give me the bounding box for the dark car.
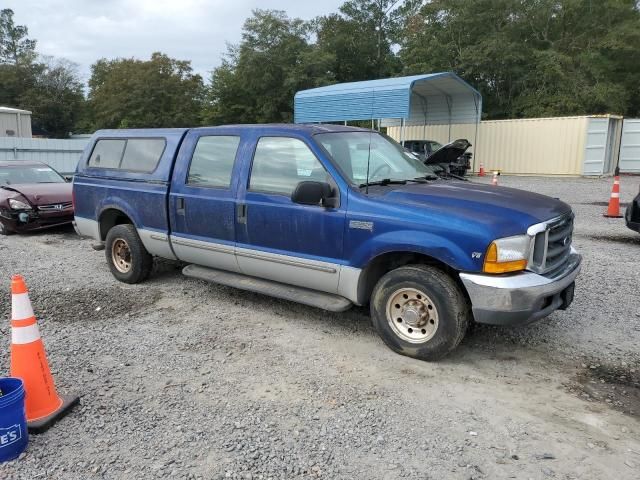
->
[625,187,640,234]
[0,161,74,235]
[405,139,472,177]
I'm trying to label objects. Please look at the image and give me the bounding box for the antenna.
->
[365,128,372,194]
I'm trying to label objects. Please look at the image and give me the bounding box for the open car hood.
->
[424,139,471,165]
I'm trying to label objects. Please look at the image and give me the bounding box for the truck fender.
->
[351,230,478,272]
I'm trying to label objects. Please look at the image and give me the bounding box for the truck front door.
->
[235,135,346,294]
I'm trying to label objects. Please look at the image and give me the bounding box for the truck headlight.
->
[9,198,31,210]
[483,235,530,274]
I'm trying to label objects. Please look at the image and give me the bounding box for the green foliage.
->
[314,0,404,82]
[86,52,205,129]
[400,0,640,118]
[0,9,84,137]
[21,57,85,137]
[4,1,640,133]
[204,10,333,125]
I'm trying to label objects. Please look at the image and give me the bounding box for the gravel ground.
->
[0,175,639,479]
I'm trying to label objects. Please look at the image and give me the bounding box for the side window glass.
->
[120,139,166,172]
[249,137,327,195]
[88,139,126,169]
[187,136,241,188]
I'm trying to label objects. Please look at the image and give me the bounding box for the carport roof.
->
[294,72,482,125]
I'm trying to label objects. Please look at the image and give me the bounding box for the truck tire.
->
[105,224,153,284]
[370,264,470,361]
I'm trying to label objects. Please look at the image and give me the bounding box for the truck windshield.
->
[315,131,435,185]
[0,165,66,185]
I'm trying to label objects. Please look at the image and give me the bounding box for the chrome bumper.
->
[459,251,582,326]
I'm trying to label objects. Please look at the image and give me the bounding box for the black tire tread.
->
[370,264,470,361]
[105,224,153,284]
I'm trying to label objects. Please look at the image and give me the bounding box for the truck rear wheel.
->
[105,224,153,284]
[370,264,469,361]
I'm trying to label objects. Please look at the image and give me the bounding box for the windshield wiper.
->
[359,178,407,188]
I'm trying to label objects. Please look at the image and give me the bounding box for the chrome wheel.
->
[111,238,132,273]
[386,287,439,344]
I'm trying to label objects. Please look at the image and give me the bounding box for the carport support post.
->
[400,118,406,146]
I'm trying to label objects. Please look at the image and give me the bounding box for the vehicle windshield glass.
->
[0,165,65,185]
[316,131,436,184]
[428,141,443,152]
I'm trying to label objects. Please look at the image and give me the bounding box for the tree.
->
[315,0,403,83]
[0,8,39,108]
[399,0,640,118]
[204,10,333,125]
[21,57,85,137]
[86,52,205,129]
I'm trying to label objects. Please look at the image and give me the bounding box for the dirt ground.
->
[0,175,639,480]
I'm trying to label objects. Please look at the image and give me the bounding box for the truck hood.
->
[0,183,72,206]
[424,139,470,165]
[372,181,571,234]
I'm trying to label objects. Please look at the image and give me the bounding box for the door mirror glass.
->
[291,181,336,207]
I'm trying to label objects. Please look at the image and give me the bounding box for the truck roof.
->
[91,123,369,138]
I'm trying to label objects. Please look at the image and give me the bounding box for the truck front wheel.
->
[105,224,153,284]
[370,264,470,361]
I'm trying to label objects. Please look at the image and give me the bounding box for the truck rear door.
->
[168,127,246,272]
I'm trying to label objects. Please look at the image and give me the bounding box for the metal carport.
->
[294,72,482,146]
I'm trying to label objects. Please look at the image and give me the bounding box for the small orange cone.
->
[491,171,499,186]
[9,275,79,433]
[604,169,623,218]
[478,162,485,177]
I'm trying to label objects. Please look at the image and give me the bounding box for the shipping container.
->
[388,115,624,176]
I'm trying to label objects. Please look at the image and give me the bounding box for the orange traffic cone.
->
[478,162,485,177]
[491,171,499,186]
[604,170,623,218]
[10,275,79,433]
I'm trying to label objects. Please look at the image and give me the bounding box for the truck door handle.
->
[237,203,247,224]
[176,197,185,215]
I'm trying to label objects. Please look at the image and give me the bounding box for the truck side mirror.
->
[291,181,338,208]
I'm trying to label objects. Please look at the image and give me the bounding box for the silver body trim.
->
[73,216,100,239]
[460,251,582,325]
[337,266,362,305]
[235,246,342,293]
[526,213,573,274]
[170,235,239,272]
[139,229,177,260]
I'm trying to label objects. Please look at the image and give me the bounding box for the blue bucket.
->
[0,378,29,462]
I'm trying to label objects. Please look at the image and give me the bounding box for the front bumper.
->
[0,208,74,233]
[459,251,582,326]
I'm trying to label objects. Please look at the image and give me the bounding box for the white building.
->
[0,106,32,138]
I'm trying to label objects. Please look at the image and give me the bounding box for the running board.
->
[182,264,353,312]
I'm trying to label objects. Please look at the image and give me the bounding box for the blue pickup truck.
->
[73,124,581,360]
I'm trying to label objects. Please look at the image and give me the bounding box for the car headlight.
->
[483,234,530,274]
[9,198,31,210]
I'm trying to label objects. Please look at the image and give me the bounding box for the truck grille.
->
[38,202,73,212]
[529,213,574,275]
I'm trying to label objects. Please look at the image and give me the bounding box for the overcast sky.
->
[5,0,345,82]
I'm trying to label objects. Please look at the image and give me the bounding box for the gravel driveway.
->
[0,175,639,480]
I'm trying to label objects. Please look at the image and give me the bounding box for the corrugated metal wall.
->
[388,116,623,176]
[0,137,89,174]
[0,112,32,138]
[620,119,640,173]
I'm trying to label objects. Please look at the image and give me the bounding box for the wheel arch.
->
[356,250,468,306]
[98,207,135,241]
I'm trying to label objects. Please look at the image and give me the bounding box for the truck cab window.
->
[250,137,328,196]
[88,139,126,169]
[120,139,166,172]
[188,136,241,188]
